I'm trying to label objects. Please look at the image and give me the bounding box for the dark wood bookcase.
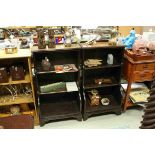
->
[32,46,82,126]
[81,45,125,120]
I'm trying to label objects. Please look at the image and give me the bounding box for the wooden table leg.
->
[124,81,132,111]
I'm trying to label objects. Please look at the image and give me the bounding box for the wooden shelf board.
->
[0,73,31,86]
[80,42,125,49]
[84,83,119,90]
[36,64,79,74]
[84,64,121,70]
[0,49,31,59]
[0,94,34,106]
[85,95,121,113]
[36,69,78,74]
[125,100,144,108]
[38,89,78,95]
[40,100,80,119]
[84,77,119,90]
[32,44,81,52]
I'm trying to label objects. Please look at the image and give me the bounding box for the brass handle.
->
[140,74,145,77]
[143,65,148,69]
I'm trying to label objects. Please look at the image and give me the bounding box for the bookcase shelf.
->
[84,64,121,70]
[0,73,31,86]
[35,64,79,74]
[82,44,124,120]
[0,94,33,106]
[32,48,82,126]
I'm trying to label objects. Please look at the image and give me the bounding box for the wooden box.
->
[0,67,8,83]
[10,66,25,81]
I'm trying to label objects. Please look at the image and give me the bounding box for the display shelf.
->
[35,65,79,74]
[84,77,119,89]
[39,92,82,126]
[32,47,82,126]
[0,51,38,126]
[84,64,121,70]
[0,49,31,59]
[84,83,119,90]
[32,44,81,52]
[82,44,124,120]
[80,42,124,49]
[40,101,80,119]
[37,81,79,95]
[0,94,33,106]
[38,89,79,95]
[0,73,31,86]
[85,95,121,113]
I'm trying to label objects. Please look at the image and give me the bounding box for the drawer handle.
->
[141,74,146,77]
[143,65,148,69]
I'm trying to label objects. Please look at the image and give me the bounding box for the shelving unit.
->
[32,45,82,126]
[81,43,125,120]
[0,49,38,125]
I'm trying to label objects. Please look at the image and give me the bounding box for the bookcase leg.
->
[77,115,82,121]
[40,119,46,127]
[115,110,122,115]
[83,114,89,121]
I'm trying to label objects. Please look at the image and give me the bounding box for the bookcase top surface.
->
[32,42,125,53]
[31,44,81,52]
[0,49,31,59]
[80,42,125,49]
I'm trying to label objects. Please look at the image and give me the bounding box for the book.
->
[129,88,149,103]
[121,83,150,104]
[54,64,78,73]
[66,82,78,92]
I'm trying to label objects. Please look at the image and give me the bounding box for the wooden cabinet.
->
[32,45,82,126]
[123,53,155,110]
[0,49,38,125]
[81,43,125,120]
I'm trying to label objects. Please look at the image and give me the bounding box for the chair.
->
[0,114,34,129]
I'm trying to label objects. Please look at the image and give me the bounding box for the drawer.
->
[133,70,155,82]
[135,63,155,71]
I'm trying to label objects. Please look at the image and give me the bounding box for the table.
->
[123,53,155,110]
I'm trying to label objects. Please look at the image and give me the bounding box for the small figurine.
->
[88,89,101,106]
[122,28,136,49]
[37,28,46,49]
[64,28,72,47]
[48,29,55,48]
[41,57,51,71]
[20,38,30,49]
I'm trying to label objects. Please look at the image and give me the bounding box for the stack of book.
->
[121,83,150,107]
